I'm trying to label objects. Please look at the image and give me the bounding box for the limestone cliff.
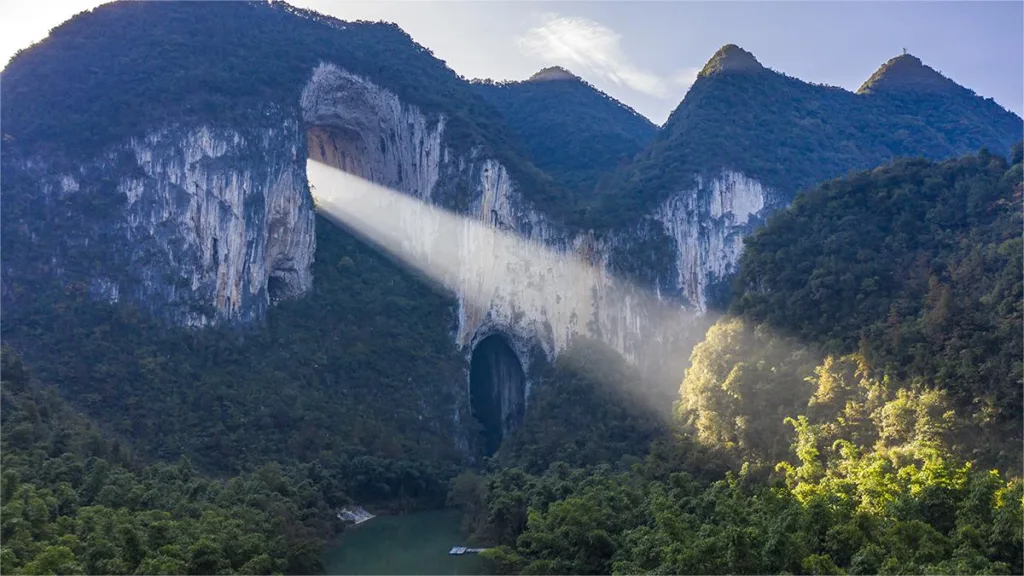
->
[4,122,314,327]
[655,172,772,311]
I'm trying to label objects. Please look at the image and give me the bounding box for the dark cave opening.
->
[267,275,287,303]
[469,334,526,457]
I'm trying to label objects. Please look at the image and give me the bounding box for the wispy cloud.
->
[672,67,702,92]
[517,13,692,99]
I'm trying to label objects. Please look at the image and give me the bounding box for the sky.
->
[1,0,1021,125]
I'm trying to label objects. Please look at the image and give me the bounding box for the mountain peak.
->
[699,44,764,78]
[528,66,581,83]
[857,52,960,95]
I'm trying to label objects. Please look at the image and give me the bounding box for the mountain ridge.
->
[591,46,1023,230]
[473,67,657,196]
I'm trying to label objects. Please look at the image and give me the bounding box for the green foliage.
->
[1,217,463,502]
[474,73,656,197]
[594,65,1022,229]
[461,149,1023,574]
[462,354,1021,575]
[493,338,667,474]
[678,318,817,463]
[0,349,331,574]
[732,150,1023,463]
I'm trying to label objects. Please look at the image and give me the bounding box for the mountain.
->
[0,0,684,495]
[605,44,1022,224]
[725,146,1023,464]
[1,0,497,480]
[473,67,657,197]
[858,52,964,94]
[591,43,1023,307]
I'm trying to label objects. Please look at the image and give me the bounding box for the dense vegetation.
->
[453,149,1023,574]
[465,367,1022,575]
[0,215,468,574]
[492,338,668,475]
[474,70,656,198]
[2,2,1021,572]
[732,146,1023,463]
[0,0,572,223]
[594,52,1023,228]
[0,349,459,574]
[1,213,467,482]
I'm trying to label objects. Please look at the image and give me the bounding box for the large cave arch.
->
[469,334,526,456]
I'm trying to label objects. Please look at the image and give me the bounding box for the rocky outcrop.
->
[5,122,314,327]
[655,172,771,311]
[302,63,445,202]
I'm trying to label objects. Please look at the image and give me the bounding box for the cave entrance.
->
[469,334,526,457]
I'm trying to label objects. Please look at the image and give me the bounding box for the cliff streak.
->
[655,172,768,311]
[16,122,315,327]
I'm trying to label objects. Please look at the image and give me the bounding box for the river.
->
[323,508,489,575]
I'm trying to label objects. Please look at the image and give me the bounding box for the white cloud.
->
[517,13,683,99]
[672,66,702,91]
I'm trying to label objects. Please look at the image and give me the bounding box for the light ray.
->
[307,159,715,419]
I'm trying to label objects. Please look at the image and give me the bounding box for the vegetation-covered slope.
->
[474,68,656,197]
[471,361,1022,575]
[0,213,470,573]
[0,349,457,575]
[459,148,1023,575]
[595,46,1023,228]
[730,145,1023,458]
[1,215,469,475]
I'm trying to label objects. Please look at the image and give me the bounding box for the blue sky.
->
[2,1,1021,124]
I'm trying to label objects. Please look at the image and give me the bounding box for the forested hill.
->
[460,147,1023,576]
[593,45,1023,228]
[474,68,657,197]
[727,144,1024,464]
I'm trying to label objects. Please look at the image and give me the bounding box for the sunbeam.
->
[307,158,716,419]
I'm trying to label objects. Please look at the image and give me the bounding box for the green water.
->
[323,508,489,575]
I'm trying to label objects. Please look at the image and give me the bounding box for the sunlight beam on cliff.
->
[307,159,715,420]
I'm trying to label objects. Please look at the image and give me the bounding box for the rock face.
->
[302,63,445,203]
[655,172,772,311]
[5,121,315,326]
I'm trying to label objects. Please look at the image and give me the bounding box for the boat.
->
[448,546,487,555]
